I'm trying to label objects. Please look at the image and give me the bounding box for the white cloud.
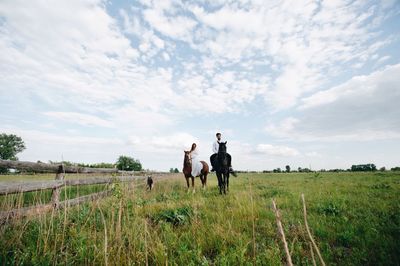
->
[265,118,299,138]
[255,144,299,157]
[266,64,400,142]
[188,0,396,110]
[2,127,122,146]
[1,127,125,163]
[129,132,199,152]
[300,64,400,110]
[43,112,114,128]
[305,151,320,157]
[142,5,197,41]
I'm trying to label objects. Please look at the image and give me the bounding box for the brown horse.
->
[182,151,209,193]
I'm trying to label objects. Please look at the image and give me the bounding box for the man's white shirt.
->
[212,140,222,154]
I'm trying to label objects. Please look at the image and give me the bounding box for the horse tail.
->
[200,161,209,173]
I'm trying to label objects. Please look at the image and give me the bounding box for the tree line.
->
[264,163,399,173]
[0,133,142,173]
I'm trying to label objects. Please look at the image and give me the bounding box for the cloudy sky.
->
[1,0,399,171]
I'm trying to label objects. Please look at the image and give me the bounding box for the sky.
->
[0,0,399,171]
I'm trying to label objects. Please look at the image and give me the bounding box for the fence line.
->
[0,175,147,195]
[0,178,153,224]
[0,159,169,224]
[0,159,166,175]
[0,190,114,223]
[0,159,121,173]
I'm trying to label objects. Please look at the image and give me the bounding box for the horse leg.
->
[186,177,190,193]
[226,172,230,192]
[203,173,208,189]
[216,173,222,194]
[199,174,204,189]
[221,173,225,195]
[191,176,195,194]
[223,173,227,194]
[199,174,204,187]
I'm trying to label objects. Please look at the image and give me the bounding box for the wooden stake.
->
[271,199,293,266]
[51,165,64,208]
[301,194,326,266]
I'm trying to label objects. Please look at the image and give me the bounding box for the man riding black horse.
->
[210,132,233,173]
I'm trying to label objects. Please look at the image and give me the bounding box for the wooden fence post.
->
[51,164,65,208]
[272,199,293,266]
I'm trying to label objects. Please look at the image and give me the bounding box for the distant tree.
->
[351,164,377,172]
[169,168,174,173]
[273,168,282,173]
[49,160,75,166]
[328,168,344,172]
[298,167,311,173]
[379,167,386,171]
[0,133,26,173]
[174,168,179,173]
[285,165,291,173]
[116,155,142,171]
[391,167,400,171]
[89,162,115,168]
[48,161,115,168]
[61,161,74,166]
[0,133,26,160]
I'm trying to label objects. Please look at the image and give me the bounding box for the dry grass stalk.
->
[144,219,149,266]
[301,194,326,266]
[249,179,256,265]
[271,199,293,266]
[98,203,108,266]
[309,242,317,266]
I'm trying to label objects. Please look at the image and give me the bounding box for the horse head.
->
[218,141,227,153]
[183,150,192,167]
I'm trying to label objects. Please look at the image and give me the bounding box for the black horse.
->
[214,142,230,194]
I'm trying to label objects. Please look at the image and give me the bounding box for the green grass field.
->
[0,172,399,265]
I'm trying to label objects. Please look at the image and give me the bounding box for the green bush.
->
[153,206,193,226]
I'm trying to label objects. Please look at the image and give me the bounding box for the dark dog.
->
[146,176,154,191]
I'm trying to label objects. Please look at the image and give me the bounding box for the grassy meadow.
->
[0,171,399,265]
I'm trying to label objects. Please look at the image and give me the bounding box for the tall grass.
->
[0,171,399,265]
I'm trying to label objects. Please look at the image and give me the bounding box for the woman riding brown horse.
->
[182,143,209,193]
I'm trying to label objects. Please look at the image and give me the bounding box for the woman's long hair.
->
[190,143,197,152]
